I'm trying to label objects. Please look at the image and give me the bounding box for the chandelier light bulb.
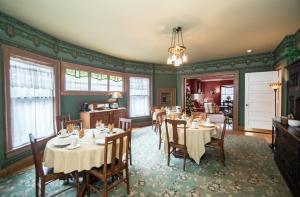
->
[171,54,176,61]
[167,57,172,65]
[178,57,182,65]
[174,60,180,66]
[182,54,187,62]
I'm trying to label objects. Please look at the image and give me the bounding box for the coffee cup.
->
[60,129,67,137]
[71,136,78,147]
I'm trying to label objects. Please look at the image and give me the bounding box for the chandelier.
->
[167,26,187,66]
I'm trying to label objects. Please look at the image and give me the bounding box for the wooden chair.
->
[119,118,132,165]
[86,130,131,197]
[156,111,166,150]
[205,116,228,165]
[150,106,159,131]
[65,119,83,130]
[191,112,207,120]
[56,114,71,133]
[29,133,74,197]
[165,119,189,170]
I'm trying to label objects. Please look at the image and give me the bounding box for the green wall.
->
[0,11,299,169]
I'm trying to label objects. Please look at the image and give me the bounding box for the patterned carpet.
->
[0,126,292,197]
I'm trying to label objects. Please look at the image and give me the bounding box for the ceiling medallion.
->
[167,26,187,66]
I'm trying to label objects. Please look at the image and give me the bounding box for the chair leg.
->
[167,147,170,166]
[41,177,45,197]
[86,173,91,197]
[103,180,108,197]
[35,174,39,197]
[220,147,225,166]
[158,129,162,150]
[125,166,130,194]
[183,149,187,171]
[129,144,132,165]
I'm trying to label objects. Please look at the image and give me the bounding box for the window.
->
[8,57,57,150]
[221,86,234,102]
[61,62,124,94]
[129,77,150,117]
[109,75,123,91]
[65,68,88,91]
[91,72,108,91]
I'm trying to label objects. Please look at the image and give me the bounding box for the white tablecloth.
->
[161,123,216,164]
[43,129,125,173]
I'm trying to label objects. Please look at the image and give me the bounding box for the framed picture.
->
[157,88,176,107]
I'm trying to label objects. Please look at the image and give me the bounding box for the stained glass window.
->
[65,68,88,91]
[109,75,123,91]
[91,72,108,91]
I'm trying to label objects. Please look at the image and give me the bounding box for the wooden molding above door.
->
[157,88,176,107]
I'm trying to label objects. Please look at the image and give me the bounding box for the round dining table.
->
[161,121,217,164]
[43,128,124,173]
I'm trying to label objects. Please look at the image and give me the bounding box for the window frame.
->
[3,45,60,158]
[61,61,124,96]
[220,85,234,103]
[126,73,152,119]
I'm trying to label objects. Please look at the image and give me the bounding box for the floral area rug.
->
[0,126,291,197]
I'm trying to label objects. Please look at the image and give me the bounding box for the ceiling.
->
[0,0,299,64]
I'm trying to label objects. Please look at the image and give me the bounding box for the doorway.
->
[181,71,239,131]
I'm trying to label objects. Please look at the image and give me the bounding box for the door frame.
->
[180,70,239,131]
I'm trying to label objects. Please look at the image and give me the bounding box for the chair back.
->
[29,133,44,177]
[220,116,228,142]
[191,112,207,120]
[165,119,187,146]
[103,130,131,177]
[65,119,83,130]
[156,111,166,127]
[56,114,71,132]
[118,118,132,131]
[150,107,159,119]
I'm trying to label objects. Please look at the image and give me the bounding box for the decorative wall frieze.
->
[176,52,274,75]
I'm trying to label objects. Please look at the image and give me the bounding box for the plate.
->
[66,144,80,150]
[95,138,112,145]
[53,141,70,147]
[57,134,70,138]
[201,123,215,127]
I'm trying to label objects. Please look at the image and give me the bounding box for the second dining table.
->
[43,128,125,174]
[161,121,217,164]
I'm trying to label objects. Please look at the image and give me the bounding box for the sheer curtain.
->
[10,57,55,148]
[129,77,150,117]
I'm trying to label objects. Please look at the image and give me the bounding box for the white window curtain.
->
[129,77,150,117]
[9,57,55,148]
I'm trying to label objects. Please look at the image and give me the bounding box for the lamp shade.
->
[111,92,122,99]
[269,82,282,90]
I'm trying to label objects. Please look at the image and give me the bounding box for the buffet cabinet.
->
[80,108,126,129]
[274,121,300,196]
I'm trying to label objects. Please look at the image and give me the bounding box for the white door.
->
[245,71,279,131]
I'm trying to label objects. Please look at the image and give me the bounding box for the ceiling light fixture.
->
[167,26,187,66]
[246,49,252,53]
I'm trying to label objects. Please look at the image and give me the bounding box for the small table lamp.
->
[111,92,123,108]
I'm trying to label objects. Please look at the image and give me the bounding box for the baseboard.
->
[132,120,151,128]
[0,151,43,178]
[239,126,271,134]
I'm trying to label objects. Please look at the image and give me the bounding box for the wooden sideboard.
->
[80,108,126,129]
[273,121,300,196]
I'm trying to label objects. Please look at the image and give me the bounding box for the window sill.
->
[61,90,124,96]
[5,134,55,159]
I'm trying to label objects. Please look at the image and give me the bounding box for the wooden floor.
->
[225,126,272,144]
